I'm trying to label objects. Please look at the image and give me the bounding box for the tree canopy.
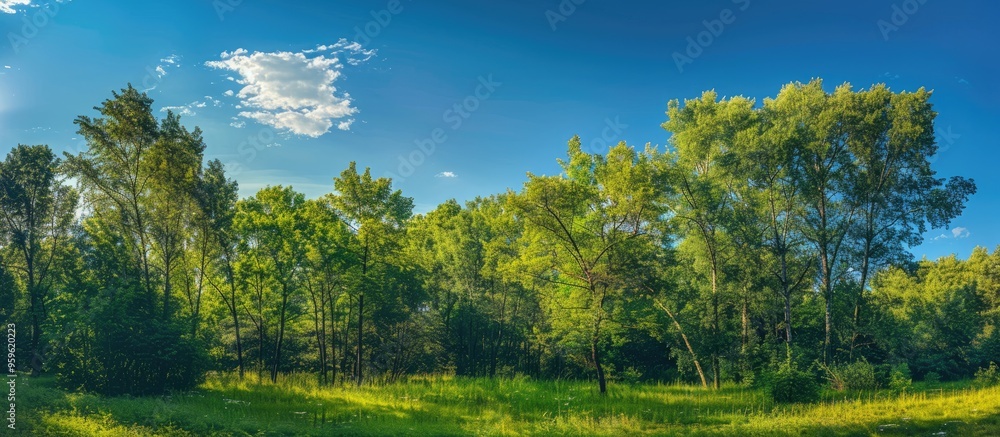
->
[0,80,984,397]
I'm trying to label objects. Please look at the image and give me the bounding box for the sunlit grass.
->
[13,372,1000,436]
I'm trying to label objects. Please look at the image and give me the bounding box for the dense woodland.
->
[2,79,996,399]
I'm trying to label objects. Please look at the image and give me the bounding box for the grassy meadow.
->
[10,373,1000,436]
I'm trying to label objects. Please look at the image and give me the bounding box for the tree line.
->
[0,80,992,396]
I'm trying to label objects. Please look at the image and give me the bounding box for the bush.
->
[889,363,912,392]
[768,365,820,404]
[975,362,1000,387]
[923,371,941,383]
[874,364,893,388]
[824,359,878,391]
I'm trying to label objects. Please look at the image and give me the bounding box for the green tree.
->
[783,81,860,364]
[234,186,308,383]
[329,162,413,385]
[197,160,245,378]
[843,85,975,358]
[61,85,208,394]
[300,197,353,385]
[871,256,985,379]
[510,138,666,394]
[0,145,78,375]
[663,92,757,387]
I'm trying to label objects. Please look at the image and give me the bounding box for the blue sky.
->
[1,0,997,260]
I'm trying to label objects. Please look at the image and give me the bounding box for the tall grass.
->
[13,372,1000,436]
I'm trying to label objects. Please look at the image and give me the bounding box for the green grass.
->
[11,372,1000,436]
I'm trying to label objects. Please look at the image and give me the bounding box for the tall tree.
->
[843,85,976,357]
[300,197,353,385]
[750,93,818,357]
[511,138,666,394]
[234,186,307,383]
[779,81,860,364]
[0,145,78,375]
[329,162,413,385]
[63,85,208,393]
[663,92,757,387]
[197,160,245,378]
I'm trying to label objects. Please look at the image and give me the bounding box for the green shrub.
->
[975,362,1000,387]
[824,359,878,391]
[889,364,912,392]
[923,371,941,383]
[874,364,893,388]
[768,365,820,404]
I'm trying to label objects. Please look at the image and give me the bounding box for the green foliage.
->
[825,359,879,391]
[0,79,988,407]
[975,362,1000,387]
[870,256,993,381]
[889,363,913,392]
[767,364,820,404]
[923,371,942,383]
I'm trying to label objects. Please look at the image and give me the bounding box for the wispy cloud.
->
[435,171,457,178]
[160,100,208,117]
[143,54,182,92]
[952,227,970,239]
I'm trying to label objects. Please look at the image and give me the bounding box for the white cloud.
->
[206,40,375,137]
[160,100,208,117]
[0,0,31,14]
[3,65,10,69]
[952,227,970,239]
[436,172,457,178]
[223,90,234,97]
[932,233,949,241]
[161,106,196,116]
[204,96,223,107]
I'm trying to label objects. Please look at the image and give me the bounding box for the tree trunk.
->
[654,298,708,388]
[824,286,833,364]
[849,248,871,360]
[27,263,43,376]
[225,261,245,380]
[233,304,244,380]
[592,338,607,394]
[270,289,289,384]
[710,261,720,389]
[355,293,364,386]
[784,294,793,359]
[329,289,338,386]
